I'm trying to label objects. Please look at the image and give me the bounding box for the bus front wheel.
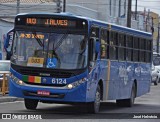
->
[24,98,38,110]
[87,85,101,113]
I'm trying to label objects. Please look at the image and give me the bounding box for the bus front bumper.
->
[9,79,87,103]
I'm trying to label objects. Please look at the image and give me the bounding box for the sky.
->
[132,0,160,15]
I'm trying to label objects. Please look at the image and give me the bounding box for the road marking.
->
[0,101,23,104]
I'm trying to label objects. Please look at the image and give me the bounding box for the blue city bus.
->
[8,13,152,113]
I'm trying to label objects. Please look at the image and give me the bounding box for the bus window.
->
[118,33,125,61]
[133,50,139,62]
[90,26,99,38]
[146,40,152,51]
[134,37,139,49]
[110,31,118,45]
[126,49,132,61]
[109,31,118,60]
[140,51,145,62]
[118,47,125,61]
[100,29,108,59]
[118,34,125,47]
[126,35,133,48]
[145,52,151,63]
[140,38,145,50]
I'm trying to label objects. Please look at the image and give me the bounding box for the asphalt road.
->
[0,84,159,122]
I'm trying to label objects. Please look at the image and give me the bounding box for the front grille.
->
[11,63,86,78]
[20,68,73,78]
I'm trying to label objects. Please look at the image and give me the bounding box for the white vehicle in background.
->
[151,64,159,85]
[153,52,160,83]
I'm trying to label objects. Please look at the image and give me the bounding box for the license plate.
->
[37,91,50,96]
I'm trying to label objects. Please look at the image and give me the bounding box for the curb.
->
[0,96,23,103]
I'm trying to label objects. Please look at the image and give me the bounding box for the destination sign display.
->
[20,33,44,39]
[15,16,87,30]
[26,18,71,27]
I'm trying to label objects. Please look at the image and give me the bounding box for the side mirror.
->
[4,29,14,60]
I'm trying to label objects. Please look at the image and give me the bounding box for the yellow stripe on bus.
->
[106,60,111,99]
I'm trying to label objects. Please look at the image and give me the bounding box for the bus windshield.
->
[11,31,88,69]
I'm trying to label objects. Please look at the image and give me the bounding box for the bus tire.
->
[87,85,101,113]
[24,98,38,110]
[154,78,158,85]
[116,83,136,107]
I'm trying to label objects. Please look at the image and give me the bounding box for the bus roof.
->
[16,12,152,38]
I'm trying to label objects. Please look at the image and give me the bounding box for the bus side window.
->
[145,40,152,63]
[100,29,108,59]
[118,33,125,61]
[109,31,118,60]
[126,35,133,61]
[139,38,145,62]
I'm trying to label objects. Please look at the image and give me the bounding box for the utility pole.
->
[151,17,154,35]
[157,23,160,53]
[63,0,66,12]
[146,9,150,32]
[16,0,20,14]
[135,0,137,20]
[56,0,62,13]
[109,0,111,16]
[127,0,132,28]
[118,0,121,17]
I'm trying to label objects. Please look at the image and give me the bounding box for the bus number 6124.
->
[52,78,67,84]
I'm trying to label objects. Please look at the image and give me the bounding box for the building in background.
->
[67,0,128,25]
[132,9,160,52]
[148,12,159,52]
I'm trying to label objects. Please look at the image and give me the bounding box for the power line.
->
[132,0,160,2]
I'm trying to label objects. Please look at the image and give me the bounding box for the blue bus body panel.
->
[97,60,151,100]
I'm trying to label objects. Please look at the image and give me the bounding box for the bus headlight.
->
[17,80,24,85]
[10,74,24,85]
[67,84,73,89]
[67,78,87,89]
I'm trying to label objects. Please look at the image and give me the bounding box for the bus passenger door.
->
[87,26,100,101]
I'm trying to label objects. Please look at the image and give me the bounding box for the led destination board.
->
[15,16,87,29]
[26,18,69,26]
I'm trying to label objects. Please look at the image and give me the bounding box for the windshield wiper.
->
[54,33,68,51]
[32,31,44,47]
